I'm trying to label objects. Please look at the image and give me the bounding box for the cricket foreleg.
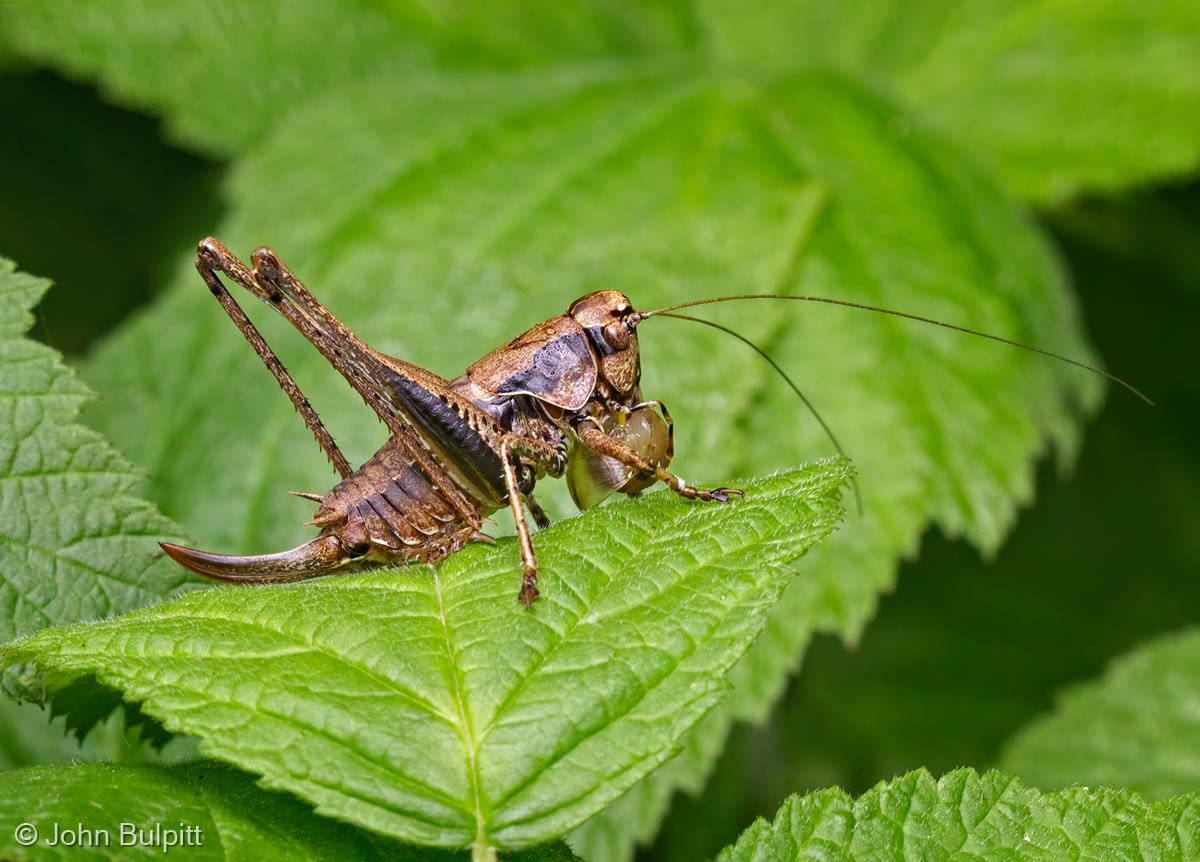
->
[575,424,743,504]
[500,439,541,607]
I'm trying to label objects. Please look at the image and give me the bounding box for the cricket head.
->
[568,290,642,395]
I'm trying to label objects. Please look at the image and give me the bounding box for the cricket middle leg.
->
[500,439,541,607]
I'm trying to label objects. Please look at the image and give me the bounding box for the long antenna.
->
[659,311,863,515]
[634,294,1153,405]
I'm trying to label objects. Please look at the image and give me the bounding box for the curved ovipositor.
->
[161,436,485,585]
[160,535,348,583]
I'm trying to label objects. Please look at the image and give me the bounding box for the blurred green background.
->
[6,63,1198,859]
[2,23,1198,861]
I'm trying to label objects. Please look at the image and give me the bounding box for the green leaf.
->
[76,69,1095,861]
[0,698,108,771]
[0,759,581,860]
[716,768,1200,862]
[9,2,1200,201]
[0,0,693,156]
[638,195,1200,860]
[699,0,1200,202]
[2,463,849,853]
[79,68,1097,569]
[0,259,192,645]
[0,692,192,772]
[1003,627,1200,801]
[567,71,1099,859]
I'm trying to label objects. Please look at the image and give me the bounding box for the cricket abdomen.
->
[161,436,489,584]
[312,434,487,564]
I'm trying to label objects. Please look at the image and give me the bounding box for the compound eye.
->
[603,320,631,350]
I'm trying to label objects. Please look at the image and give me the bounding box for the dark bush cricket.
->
[161,238,1149,606]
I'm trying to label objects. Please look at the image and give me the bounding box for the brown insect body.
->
[162,241,703,606]
[164,238,1142,606]
[162,435,480,582]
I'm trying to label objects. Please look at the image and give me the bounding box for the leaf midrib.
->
[486,495,826,831]
[475,486,803,746]
[432,567,489,851]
